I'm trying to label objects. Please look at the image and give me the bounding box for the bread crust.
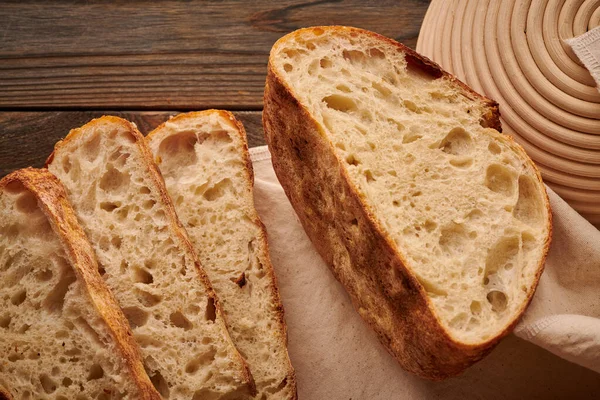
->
[263,26,552,379]
[46,116,256,394]
[148,110,297,399]
[0,168,162,399]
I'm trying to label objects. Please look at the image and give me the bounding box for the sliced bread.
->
[263,26,552,379]
[147,111,296,399]
[46,117,254,398]
[0,168,160,400]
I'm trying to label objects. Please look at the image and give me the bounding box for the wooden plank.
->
[0,0,430,109]
[0,111,264,177]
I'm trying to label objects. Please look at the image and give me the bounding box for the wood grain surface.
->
[0,0,429,178]
[0,0,429,109]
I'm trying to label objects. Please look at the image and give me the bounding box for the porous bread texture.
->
[147,111,296,400]
[268,28,551,345]
[47,117,253,399]
[0,169,158,400]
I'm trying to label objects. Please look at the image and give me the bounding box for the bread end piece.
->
[0,168,161,399]
[264,26,551,379]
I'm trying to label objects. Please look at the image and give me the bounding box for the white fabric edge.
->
[249,145,271,162]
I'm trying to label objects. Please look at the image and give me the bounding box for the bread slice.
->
[263,26,552,379]
[0,168,160,400]
[46,116,254,398]
[147,111,297,399]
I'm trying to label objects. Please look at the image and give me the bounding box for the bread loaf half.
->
[0,168,160,400]
[147,110,296,399]
[263,26,552,379]
[47,117,254,398]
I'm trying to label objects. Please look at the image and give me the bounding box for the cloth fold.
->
[565,26,600,93]
[248,146,600,398]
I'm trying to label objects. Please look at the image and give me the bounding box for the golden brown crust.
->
[46,116,255,394]
[0,387,13,400]
[147,110,297,399]
[0,168,162,399]
[263,26,551,379]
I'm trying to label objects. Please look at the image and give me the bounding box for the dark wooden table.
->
[0,0,430,177]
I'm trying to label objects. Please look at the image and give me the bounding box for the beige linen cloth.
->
[565,26,600,94]
[248,146,600,399]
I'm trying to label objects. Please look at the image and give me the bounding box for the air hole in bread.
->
[15,191,38,214]
[99,236,110,252]
[110,236,122,249]
[149,370,170,398]
[135,289,161,307]
[423,220,437,232]
[308,59,319,75]
[364,170,375,182]
[87,364,104,381]
[372,81,392,98]
[231,272,246,288]
[170,311,193,331]
[470,301,482,314]
[369,48,385,58]
[83,131,102,162]
[283,48,302,59]
[18,323,30,333]
[488,142,502,154]
[99,164,130,193]
[485,164,516,196]
[11,289,26,306]
[61,377,72,387]
[335,141,346,151]
[132,266,153,284]
[205,297,216,322]
[42,261,75,313]
[62,157,72,174]
[8,353,23,362]
[0,313,11,328]
[439,223,468,255]
[345,154,360,166]
[283,63,293,72]
[336,84,350,93]
[142,199,156,210]
[203,178,232,201]
[402,132,422,144]
[323,94,358,113]
[449,312,468,329]
[388,119,405,133]
[342,49,367,64]
[484,235,519,286]
[514,175,543,227]
[439,127,472,155]
[449,157,473,169]
[466,209,483,221]
[107,147,131,169]
[39,374,58,394]
[122,306,149,329]
[486,290,508,312]
[418,276,448,296]
[521,232,536,253]
[185,348,216,375]
[403,100,419,113]
[36,268,53,282]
